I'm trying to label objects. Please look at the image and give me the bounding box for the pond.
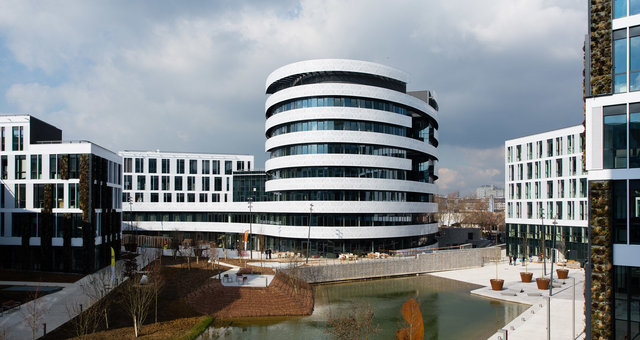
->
[201,274,528,339]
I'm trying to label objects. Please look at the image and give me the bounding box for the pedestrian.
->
[509,255,512,265]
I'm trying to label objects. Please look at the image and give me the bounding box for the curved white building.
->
[262,59,440,253]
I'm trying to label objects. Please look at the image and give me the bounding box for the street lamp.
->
[248,197,253,260]
[550,217,558,296]
[306,203,313,264]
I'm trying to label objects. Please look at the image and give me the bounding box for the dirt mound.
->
[185,272,313,319]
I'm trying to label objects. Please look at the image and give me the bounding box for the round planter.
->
[490,279,504,291]
[556,269,569,279]
[536,277,550,290]
[520,272,533,283]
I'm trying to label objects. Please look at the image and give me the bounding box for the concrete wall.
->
[293,246,500,283]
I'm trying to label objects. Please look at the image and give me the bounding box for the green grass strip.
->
[175,315,214,340]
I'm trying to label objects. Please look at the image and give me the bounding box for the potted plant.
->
[490,246,504,290]
[520,227,533,283]
[555,236,569,279]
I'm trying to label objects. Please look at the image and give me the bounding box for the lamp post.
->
[550,217,558,296]
[306,203,313,264]
[248,197,253,259]
[540,208,546,276]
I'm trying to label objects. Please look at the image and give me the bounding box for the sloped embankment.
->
[185,272,313,319]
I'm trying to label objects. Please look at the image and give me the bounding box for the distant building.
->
[504,125,588,262]
[0,115,122,273]
[475,185,504,199]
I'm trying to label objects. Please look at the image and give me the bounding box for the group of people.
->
[264,248,273,259]
[508,255,530,266]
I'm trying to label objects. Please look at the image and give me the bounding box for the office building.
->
[0,115,122,273]
[505,125,588,263]
[584,0,640,337]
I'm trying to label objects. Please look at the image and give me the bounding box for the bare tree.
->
[325,301,379,340]
[81,269,115,329]
[66,297,100,339]
[120,276,155,337]
[22,286,49,340]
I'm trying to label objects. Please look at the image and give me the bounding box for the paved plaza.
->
[431,260,586,340]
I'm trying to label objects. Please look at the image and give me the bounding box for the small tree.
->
[396,298,424,340]
[66,298,100,339]
[23,286,49,340]
[120,276,155,337]
[325,301,379,340]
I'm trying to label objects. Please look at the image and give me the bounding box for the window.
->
[124,158,132,173]
[1,127,4,151]
[187,176,195,191]
[162,159,170,173]
[567,135,574,153]
[189,160,197,174]
[615,0,627,18]
[615,29,628,93]
[176,193,184,202]
[199,193,208,202]
[69,183,78,208]
[14,155,26,179]
[535,162,540,179]
[507,146,512,162]
[55,183,65,208]
[212,193,220,202]
[12,126,23,151]
[516,145,521,161]
[162,176,170,190]
[33,184,44,208]
[630,103,640,167]
[50,155,61,179]
[177,160,185,174]
[555,137,563,156]
[569,157,577,175]
[536,141,543,158]
[237,161,245,171]
[187,193,195,202]
[581,178,587,198]
[135,193,143,202]
[546,139,552,157]
[556,159,563,177]
[202,160,210,174]
[604,104,628,169]
[527,162,532,179]
[202,177,210,191]
[68,154,80,179]
[558,180,565,198]
[226,177,230,191]
[150,176,159,190]
[613,180,628,243]
[631,26,640,91]
[526,143,533,160]
[214,177,222,191]
[124,175,132,190]
[163,193,172,202]
[613,266,640,340]
[508,165,513,180]
[212,160,220,175]
[150,193,159,202]
[15,184,25,208]
[535,182,540,199]
[629,180,640,243]
[136,176,145,190]
[545,160,551,177]
[175,176,183,191]
[135,158,144,173]
[30,155,42,179]
[547,181,553,199]
[225,161,232,175]
[148,159,157,173]
[0,156,6,179]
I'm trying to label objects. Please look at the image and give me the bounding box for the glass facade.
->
[604,105,628,169]
[267,96,409,118]
[614,266,640,339]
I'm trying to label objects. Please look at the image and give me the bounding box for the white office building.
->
[0,115,122,273]
[505,125,588,262]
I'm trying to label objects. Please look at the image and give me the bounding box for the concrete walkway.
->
[431,261,586,340]
[0,253,154,339]
[216,261,274,288]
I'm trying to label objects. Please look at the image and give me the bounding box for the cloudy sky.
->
[0,0,587,195]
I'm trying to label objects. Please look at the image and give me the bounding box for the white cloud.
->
[0,0,586,190]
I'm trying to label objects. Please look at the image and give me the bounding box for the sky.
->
[0,0,587,195]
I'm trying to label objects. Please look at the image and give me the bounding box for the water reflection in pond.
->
[201,274,528,339]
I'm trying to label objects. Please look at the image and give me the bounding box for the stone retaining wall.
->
[293,247,501,283]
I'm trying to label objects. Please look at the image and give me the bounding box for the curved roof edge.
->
[266,59,408,91]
